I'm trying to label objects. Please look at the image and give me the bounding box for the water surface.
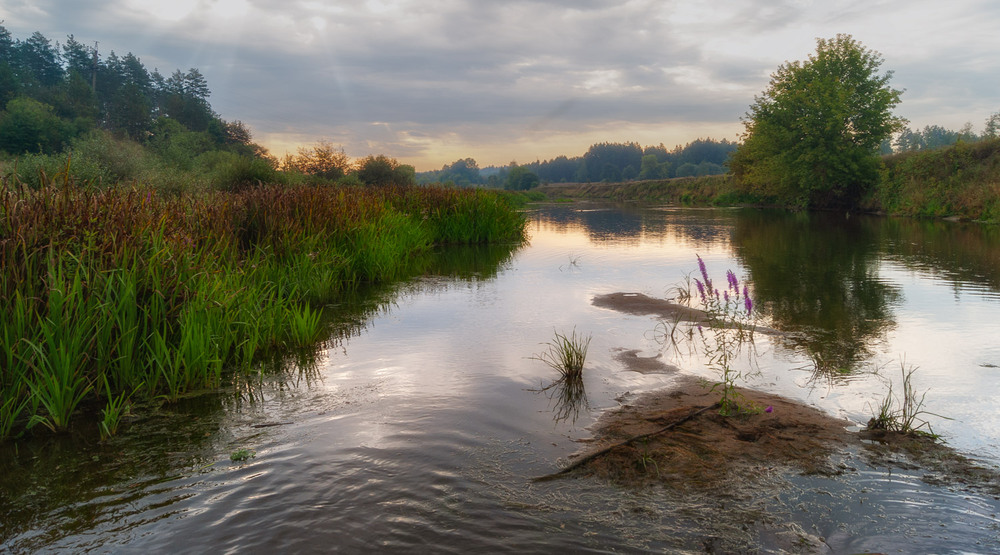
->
[3,204,1000,552]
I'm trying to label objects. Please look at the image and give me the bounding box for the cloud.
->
[2,0,999,169]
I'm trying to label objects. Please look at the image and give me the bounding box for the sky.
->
[2,0,999,171]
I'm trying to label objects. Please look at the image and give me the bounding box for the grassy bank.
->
[535,175,762,206]
[0,179,526,440]
[867,138,1000,222]
[535,139,1000,222]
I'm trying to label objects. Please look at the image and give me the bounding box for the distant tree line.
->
[417,138,738,189]
[892,113,1000,152]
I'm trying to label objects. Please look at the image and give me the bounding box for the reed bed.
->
[0,179,526,439]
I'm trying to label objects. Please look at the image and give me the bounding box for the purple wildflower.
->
[697,255,712,292]
[726,269,739,292]
[765,406,773,413]
[723,290,729,302]
[743,285,753,315]
[694,278,706,299]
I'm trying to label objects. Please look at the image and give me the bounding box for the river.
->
[3,203,1000,552]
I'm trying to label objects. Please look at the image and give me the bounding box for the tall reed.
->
[0,176,526,439]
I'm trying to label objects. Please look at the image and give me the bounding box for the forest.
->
[0,25,420,191]
[417,138,739,189]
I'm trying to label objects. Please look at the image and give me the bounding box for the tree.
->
[161,68,214,131]
[984,112,1000,140]
[15,31,63,90]
[581,142,642,182]
[0,97,71,153]
[504,163,539,190]
[729,34,905,208]
[638,154,670,180]
[286,140,352,181]
[356,154,414,186]
[439,157,481,185]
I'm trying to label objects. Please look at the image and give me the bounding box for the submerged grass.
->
[0,178,526,440]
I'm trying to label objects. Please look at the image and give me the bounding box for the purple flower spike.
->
[694,278,706,299]
[697,255,712,292]
[723,291,729,302]
[726,269,738,292]
[744,288,753,315]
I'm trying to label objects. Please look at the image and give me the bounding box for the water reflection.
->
[7,204,1000,553]
[880,217,1000,296]
[530,376,590,424]
[732,211,901,376]
[527,203,734,247]
[0,241,524,552]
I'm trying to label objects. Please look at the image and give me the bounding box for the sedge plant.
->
[532,328,592,379]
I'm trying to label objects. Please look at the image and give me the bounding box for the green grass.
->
[0,176,527,440]
[872,138,1000,222]
[532,328,592,379]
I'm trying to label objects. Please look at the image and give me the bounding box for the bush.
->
[212,155,281,191]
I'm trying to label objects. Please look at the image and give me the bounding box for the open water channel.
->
[3,203,1000,552]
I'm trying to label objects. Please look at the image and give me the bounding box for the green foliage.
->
[282,140,352,182]
[504,164,540,190]
[531,328,592,379]
[211,154,281,192]
[638,154,670,180]
[874,138,1000,221]
[0,179,526,439]
[0,25,272,171]
[98,375,132,441]
[355,154,415,187]
[0,97,74,154]
[730,34,905,209]
[894,124,979,152]
[985,112,1000,140]
[230,448,255,462]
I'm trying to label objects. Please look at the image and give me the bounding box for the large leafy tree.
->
[730,34,905,208]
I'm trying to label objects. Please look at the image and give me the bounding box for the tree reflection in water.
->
[733,210,901,377]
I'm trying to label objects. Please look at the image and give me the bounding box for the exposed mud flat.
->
[553,291,1000,551]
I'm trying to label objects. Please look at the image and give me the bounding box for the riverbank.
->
[534,138,1000,222]
[545,372,1000,551]
[0,181,527,440]
[548,289,1000,550]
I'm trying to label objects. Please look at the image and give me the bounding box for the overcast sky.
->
[2,0,999,171]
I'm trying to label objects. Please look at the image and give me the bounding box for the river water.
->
[3,203,1000,553]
